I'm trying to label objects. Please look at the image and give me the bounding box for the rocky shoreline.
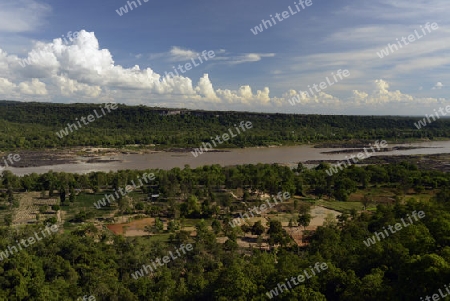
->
[305,153,450,172]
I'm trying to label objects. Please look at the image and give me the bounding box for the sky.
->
[0,0,448,115]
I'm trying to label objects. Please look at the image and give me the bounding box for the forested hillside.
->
[0,162,449,300]
[0,100,448,150]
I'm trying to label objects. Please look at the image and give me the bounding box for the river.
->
[8,140,450,176]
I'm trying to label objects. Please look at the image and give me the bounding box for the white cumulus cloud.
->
[0,30,446,115]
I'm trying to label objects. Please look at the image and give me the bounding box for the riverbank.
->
[305,153,450,173]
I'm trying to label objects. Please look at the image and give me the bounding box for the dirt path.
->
[13,192,59,225]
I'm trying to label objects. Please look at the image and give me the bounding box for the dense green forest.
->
[2,100,450,300]
[1,162,450,300]
[0,100,449,150]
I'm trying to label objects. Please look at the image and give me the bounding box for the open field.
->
[314,200,365,212]
[107,217,154,236]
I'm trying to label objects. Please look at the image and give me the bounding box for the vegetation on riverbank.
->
[1,100,449,150]
[0,161,449,299]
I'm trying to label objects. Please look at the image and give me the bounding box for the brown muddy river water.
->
[9,140,450,175]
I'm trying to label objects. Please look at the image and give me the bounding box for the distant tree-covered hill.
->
[0,100,448,150]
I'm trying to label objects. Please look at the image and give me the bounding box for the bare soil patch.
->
[106,217,155,236]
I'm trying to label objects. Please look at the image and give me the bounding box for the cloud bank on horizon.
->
[0,0,448,115]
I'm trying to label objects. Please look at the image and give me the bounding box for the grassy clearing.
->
[181,218,205,227]
[60,192,116,220]
[269,213,297,223]
[315,200,366,213]
[403,193,434,202]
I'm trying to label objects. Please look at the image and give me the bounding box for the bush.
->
[45,217,57,224]
[135,202,145,210]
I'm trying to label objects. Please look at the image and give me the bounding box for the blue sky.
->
[0,0,448,115]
